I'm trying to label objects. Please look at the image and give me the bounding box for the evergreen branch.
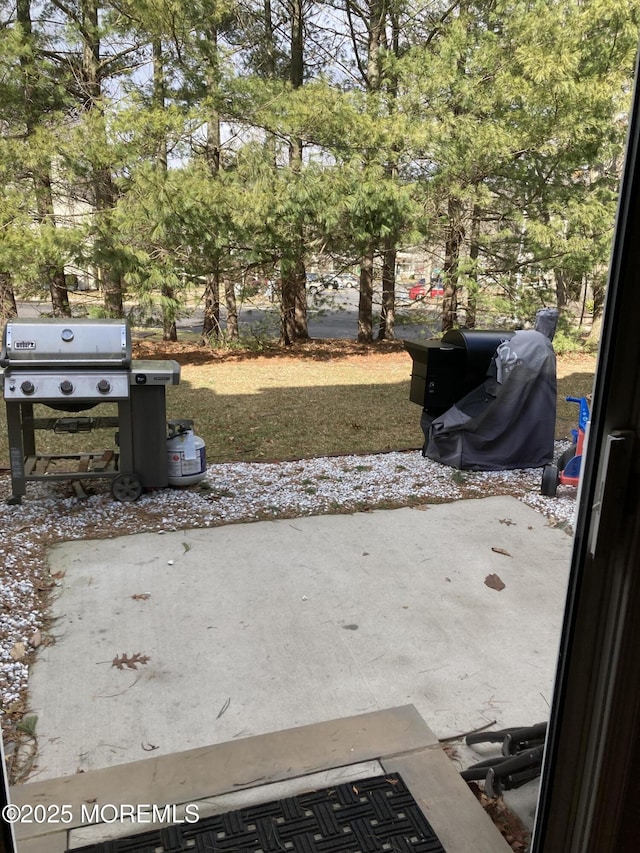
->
[424,0,461,47]
[47,0,81,30]
[344,0,367,86]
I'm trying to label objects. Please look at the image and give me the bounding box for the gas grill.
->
[1,318,180,504]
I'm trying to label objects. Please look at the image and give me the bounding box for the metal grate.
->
[68,773,446,852]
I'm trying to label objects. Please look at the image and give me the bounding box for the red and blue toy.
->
[541,396,590,497]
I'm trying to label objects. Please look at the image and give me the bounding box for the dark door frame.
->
[533,46,640,852]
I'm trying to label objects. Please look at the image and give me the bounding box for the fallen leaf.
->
[485,573,506,592]
[111,652,151,670]
[131,593,151,601]
[467,781,530,851]
[491,546,512,557]
[29,630,42,648]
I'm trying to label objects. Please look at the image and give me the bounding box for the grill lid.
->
[1,318,131,368]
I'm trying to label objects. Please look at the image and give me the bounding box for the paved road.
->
[16,290,442,343]
[182,288,442,342]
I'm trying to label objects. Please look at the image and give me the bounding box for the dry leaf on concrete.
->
[485,574,506,592]
[111,652,150,670]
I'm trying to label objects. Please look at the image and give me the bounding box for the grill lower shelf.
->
[23,451,119,479]
[67,773,447,853]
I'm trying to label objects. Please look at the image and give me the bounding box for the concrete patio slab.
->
[26,496,572,782]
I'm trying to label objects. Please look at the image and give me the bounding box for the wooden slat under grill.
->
[17,453,120,478]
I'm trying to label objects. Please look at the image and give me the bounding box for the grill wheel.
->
[111,473,143,503]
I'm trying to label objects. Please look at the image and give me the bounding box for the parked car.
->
[321,274,342,290]
[335,273,359,288]
[306,272,322,294]
[409,282,426,299]
[409,280,444,299]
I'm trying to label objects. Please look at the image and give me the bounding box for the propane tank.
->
[167,420,207,487]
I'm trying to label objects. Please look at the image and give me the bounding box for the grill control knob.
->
[59,380,74,395]
[97,379,111,394]
[20,380,35,395]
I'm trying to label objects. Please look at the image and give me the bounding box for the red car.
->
[408,282,444,299]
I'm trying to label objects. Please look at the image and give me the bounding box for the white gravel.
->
[0,446,576,747]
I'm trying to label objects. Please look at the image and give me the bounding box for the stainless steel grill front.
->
[1,318,180,504]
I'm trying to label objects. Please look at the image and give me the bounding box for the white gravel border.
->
[0,446,576,743]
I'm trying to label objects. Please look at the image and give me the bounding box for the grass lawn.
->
[0,338,597,468]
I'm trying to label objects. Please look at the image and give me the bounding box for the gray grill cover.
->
[420,328,557,471]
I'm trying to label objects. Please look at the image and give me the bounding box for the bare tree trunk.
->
[17,0,71,318]
[293,258,308,339]
[280,246,308,343]
[161,298,177,341]
[357,0,385,341]
[378,9,399,342]
[224,279,238,339]
[279,0,309,344]
[201,269,221,344]
[101,263,124,318]
[49,267,71,317]
[0,273,18,321]
[151,38,177,341]
[280,264,296,345]
[199,24,235,342]
[358,248,375,343]
[587,272,607,347]
[201,99,221,345]
[378,238,396,340]
[31,170,71,318]
[554,268,569,310]
[442,197,464,331]
[81,0,124,317]
[592,275,606,321]
[280,255,308,345]
[263,0,278,166]
[466,203,481,329]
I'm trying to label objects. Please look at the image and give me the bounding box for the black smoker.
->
[404,329,514,416]
[404,312,557,471]
[1,318,180,504]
